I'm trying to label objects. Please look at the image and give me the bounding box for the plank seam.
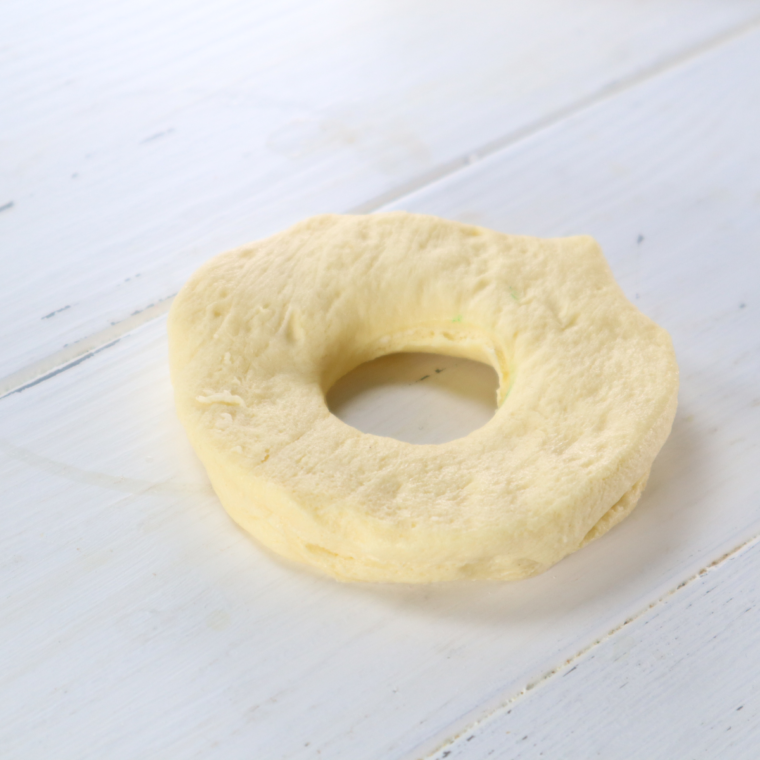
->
[418,530,760,760]
[0,296,175,401]
[3,14,760,400]
[349,14,760,214]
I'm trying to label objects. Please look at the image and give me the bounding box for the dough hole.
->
[326,352,498,445]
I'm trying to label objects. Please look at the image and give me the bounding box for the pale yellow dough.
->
[168,212,678,582]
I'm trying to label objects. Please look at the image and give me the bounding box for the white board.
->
[430,537,760,759]
[3,0,760,384]
[2,22,760,757]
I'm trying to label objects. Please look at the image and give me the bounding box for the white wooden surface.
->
[2,0,760,385]
[0,311,755,759]
[430,538,760,759]
[327,353,499,445]
[2,4,760,759]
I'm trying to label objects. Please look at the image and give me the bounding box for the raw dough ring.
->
[169,212,678,582]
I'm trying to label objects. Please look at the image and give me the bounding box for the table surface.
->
[2,3,760,758]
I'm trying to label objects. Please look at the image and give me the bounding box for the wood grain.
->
[2,21,760,758]
[2,0,759,382]
[429,538,760,759]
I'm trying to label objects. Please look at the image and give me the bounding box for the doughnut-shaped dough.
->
[168,212,678,582]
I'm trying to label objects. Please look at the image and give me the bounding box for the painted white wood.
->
[1,307,755,760]
[327,353,499,445]
[2,17,760,760]
[2,0,760,382]
[398,24,760,754]
[429,538,760,759]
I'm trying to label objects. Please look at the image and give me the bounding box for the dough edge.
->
[168,212,679,583]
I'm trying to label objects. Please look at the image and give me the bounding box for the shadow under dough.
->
[326,401,708,625]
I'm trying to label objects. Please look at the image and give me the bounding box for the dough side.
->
[169,212,679,582]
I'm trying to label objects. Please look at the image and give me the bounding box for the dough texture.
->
[168,212,678,582]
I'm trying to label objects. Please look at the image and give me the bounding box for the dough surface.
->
[168,212,678,582]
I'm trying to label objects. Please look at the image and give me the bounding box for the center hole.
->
[326,352,499,444]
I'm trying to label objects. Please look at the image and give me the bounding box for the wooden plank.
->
[2,309,756,760]
[2,1,760,382]
[2,19,760,760]
[428,538,760,759]
[395,23,760,755]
